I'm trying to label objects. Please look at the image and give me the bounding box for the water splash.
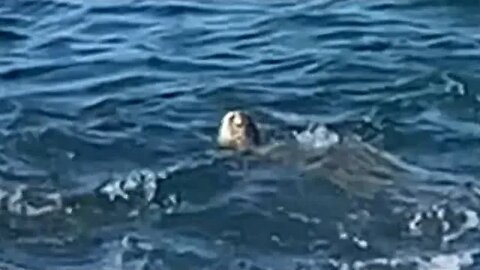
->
[329,248,478,270]
[98,150,223,207]
[0,185,62,217]
[293,124,340,150]
[406,201,480,249]
[99,168,163,204]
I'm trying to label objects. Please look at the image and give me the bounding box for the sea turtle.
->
[217,110,412,199]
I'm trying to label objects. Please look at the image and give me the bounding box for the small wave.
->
[133,0,224,16]
[0,28,29,41]
[0,13,32,26]
[99,169,161,204]
[419,251,476,270]
[330,249,477,270]
[146,54,238,73]
[0,185,62,217]
[407,202,480,248]
[293,124,340,150]
[0,61,74,81]
[115,231,226,269]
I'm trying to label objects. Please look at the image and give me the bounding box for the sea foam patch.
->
[293,124,339,150]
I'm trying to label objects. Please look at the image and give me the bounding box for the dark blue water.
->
[2,0,480,269]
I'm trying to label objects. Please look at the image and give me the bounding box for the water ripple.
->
[2,0,480,269]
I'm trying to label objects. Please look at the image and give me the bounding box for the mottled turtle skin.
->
[217,110,407,199]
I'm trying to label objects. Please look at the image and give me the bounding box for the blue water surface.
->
[1,0,480,269]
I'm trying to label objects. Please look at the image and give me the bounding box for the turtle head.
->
[217,110,260,151]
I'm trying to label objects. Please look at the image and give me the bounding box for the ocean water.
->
[1,0,480,269]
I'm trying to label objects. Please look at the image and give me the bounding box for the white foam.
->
[418,251,475,270]
[100,177,130,201]
[336,249,478,270]
[407,203,480,246]
[293,125,339,150]
[99,169,160,203]
[443,209,480,244]
[442,72,466,96]
[2,185,63,217]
